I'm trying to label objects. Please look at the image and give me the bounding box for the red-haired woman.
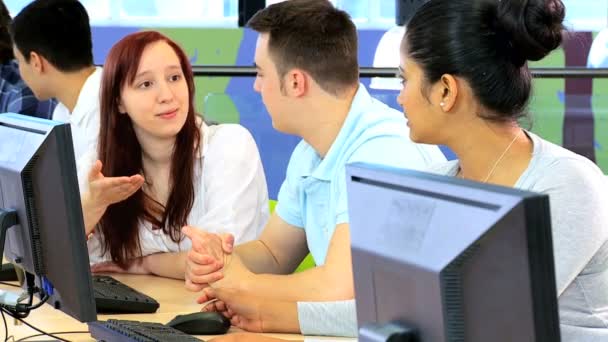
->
[77,31,269,280]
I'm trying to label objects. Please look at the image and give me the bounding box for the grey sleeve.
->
[525,158,608,295]
[297,299,358,337]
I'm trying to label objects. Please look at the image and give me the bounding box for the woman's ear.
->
[436,74,458,112]
[118,100,126,114]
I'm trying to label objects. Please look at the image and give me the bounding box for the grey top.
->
[298,300,358,337]
[297,131,608,340]
[428,131,608,341]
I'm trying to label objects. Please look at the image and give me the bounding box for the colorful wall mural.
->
[90,27,608,200]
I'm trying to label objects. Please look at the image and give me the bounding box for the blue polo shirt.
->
[275,84,445,265]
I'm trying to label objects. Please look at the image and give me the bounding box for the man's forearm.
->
[235,240,284,274]
[243,265,353,302]
[261,300,301,334]
[144,251,187,279]
[209,334,301,342]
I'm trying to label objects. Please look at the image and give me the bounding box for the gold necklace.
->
[458,130,522,183]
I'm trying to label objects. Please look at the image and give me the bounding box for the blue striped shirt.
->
[0,60,56,118]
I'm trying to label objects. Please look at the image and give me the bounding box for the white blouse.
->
[77,122,270,264]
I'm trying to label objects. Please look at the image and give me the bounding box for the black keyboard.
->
[89,319,202,342]
[93,275,160,314]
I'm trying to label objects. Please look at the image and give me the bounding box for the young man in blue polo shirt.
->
[182,0,445,337]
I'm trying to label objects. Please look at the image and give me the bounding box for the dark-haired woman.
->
[77,31,269,281]
[398,0,608,339]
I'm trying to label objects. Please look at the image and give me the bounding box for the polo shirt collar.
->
[308,83,372,181]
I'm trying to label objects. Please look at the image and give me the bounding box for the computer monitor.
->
[346,162,560,342]
[0,113,96,322]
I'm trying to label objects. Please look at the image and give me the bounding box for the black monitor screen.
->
[0,113,96,322]
[346,162,560,342]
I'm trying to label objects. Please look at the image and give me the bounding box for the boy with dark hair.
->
[0,0,55,118]
[183,0,446,336]
[10,0,100,160]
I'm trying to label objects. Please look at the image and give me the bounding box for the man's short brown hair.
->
[247,0,359,96]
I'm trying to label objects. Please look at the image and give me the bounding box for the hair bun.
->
[495,0,565,66]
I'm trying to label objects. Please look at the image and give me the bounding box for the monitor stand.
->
[0,210,20,282]
[0,209,17,262]
[0,209,19,281]
[359,321,419,342]
[0,263,19,282]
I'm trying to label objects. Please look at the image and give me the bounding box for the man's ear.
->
[29,51,46,74]
[284,69,308,98]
